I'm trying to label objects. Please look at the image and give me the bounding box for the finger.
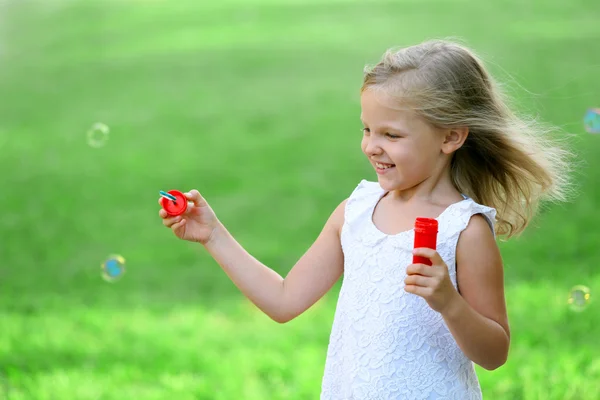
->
[171,218,186,231]
[404,274,433,287]
[159,209,168,218]
[406,263,435,277]
[412,248,444,265]
[185,190,205,207]
[163,216,182,227]
[404,284,432,297]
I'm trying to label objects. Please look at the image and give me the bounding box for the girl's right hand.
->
[159,190,220,245]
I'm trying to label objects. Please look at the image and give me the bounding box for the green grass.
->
[1,0,599,398]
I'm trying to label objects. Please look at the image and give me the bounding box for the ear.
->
[441,126,469,155]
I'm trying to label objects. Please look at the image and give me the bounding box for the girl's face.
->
[360,89,446,192]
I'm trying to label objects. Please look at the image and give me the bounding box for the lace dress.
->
[320,180,496,400]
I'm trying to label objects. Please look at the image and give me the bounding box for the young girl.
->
[159,39,572,399]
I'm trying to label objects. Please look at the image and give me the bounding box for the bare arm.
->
[441,214,511,370]
[203,199,347,323]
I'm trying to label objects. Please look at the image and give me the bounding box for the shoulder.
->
[355,179,383,194]
[452,197,497,239]
[460,213,495,242]
[347,179,385,206]
[325,198,348,238]
[456,213,501,277]
[328,179,380,236]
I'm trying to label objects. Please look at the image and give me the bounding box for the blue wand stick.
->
[159,190,178,203]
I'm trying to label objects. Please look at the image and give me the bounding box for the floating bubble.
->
[583,108,600,134]
[567,285,591,312]
[87,122,110,147]
[101,254,126,282]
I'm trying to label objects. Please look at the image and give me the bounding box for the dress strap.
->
[440,198,497,240]
[344,180,385,225]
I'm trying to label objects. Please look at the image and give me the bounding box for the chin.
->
[376,175,410,192]
[376,177,398,190]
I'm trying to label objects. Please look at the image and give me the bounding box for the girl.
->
[159,39,572,399]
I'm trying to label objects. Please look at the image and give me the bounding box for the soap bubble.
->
[568,285,591,312]
[87,122,110,147]
[101,254,126,282]
[583,108,600,134]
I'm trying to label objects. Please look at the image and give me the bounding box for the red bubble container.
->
[413,217,438,266]
[161,190,188,217]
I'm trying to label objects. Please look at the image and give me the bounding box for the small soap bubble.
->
[567,285,591,312]
[101,254,126,282]
[583,108,600,134]
[87,122,110,148]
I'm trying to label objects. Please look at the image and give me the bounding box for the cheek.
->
[360,136,369,153]
[393,139,436,163]
[390,146,418,164]
[392,146,434,176]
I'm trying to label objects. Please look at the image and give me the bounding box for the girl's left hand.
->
[404,248,460,314]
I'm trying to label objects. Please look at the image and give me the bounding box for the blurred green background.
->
[1,0,599,399]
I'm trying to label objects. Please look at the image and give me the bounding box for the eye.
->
[362,127,370,134]
[386,133,401,139]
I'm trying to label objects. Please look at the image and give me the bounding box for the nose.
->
[363,135,383,157]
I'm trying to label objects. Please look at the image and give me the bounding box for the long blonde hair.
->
[361,39,575,239]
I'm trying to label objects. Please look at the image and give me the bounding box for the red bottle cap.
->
[414,217,438,234]
[413,217,439,266]
[161,190,188,216]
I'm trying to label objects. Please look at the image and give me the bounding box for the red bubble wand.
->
[413,217,438,266]
[160,190,188,217]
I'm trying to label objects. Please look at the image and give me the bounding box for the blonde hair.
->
[361,39,575,239]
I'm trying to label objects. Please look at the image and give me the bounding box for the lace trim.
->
[342,180,496,249]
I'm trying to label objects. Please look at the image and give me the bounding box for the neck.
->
[389,162,460,204]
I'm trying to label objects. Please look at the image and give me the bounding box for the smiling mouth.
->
[374,162,395,169]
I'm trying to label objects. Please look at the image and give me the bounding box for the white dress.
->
[320,180,497,400]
